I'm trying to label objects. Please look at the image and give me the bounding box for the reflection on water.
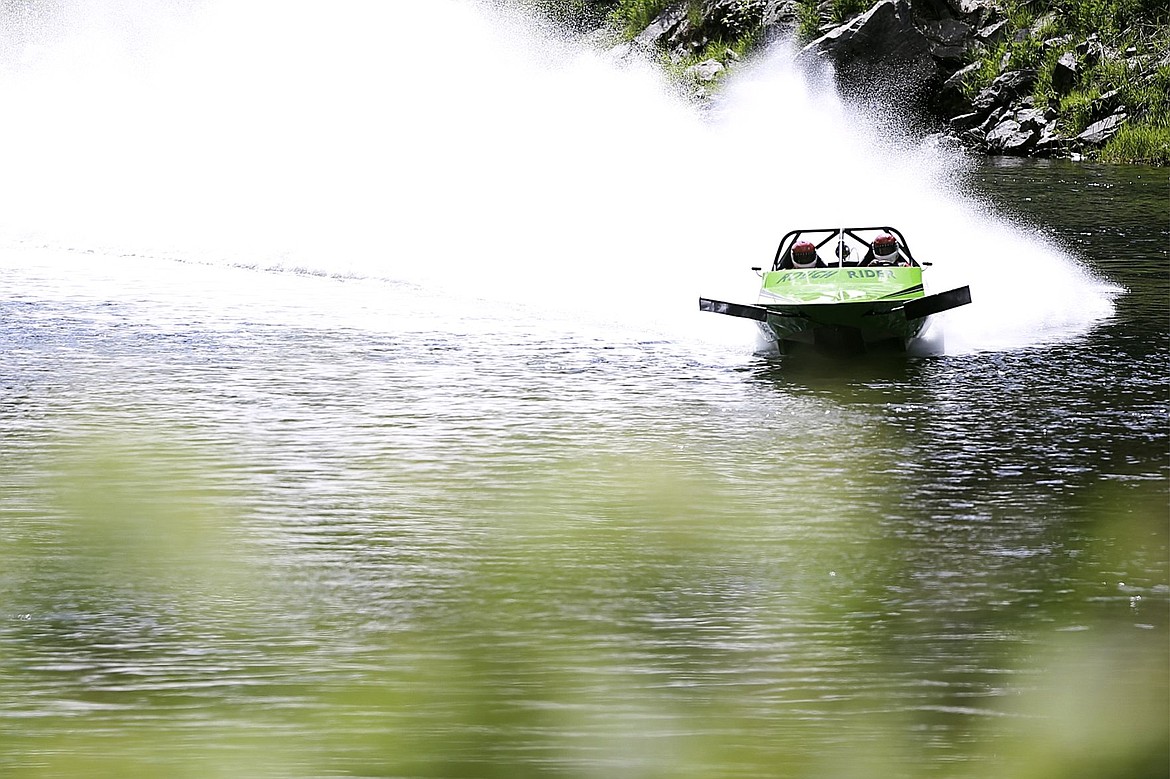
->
[2,157,1168,778]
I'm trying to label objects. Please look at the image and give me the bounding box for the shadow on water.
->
[738,347,931,400]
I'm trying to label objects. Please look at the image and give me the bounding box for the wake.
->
[0,0,1117,354]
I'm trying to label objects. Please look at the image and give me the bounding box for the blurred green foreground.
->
[1,435,1166,779]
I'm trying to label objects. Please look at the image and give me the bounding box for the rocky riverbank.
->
[536,0,1170,164]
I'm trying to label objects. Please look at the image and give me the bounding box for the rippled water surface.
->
[1,158,1166,777]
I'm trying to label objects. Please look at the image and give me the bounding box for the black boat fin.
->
[699,298,768,322]
[902,286,972,320]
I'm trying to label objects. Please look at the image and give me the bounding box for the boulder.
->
[986,118,1039,153]
[800,0,940,103]
[949,111,985,131]
[976,18,1010,44]
[958,0,991,19]
[686,58,726,82]
[626,0,771,59]
[761,0,800,27]
[1033,125,1065,156]
[1077,112,1128,145]
[978,106,1007,132]
[960,130,988,146]
[1051,51,1079,95]
[1090,88,1124,121]
[630,4,689,52]
[959,2,997,31]
[943,60,983,89]
[971,69,1036,111]
[935,60,982,116]
[920,18,973,64]
[1015,107,1047,130]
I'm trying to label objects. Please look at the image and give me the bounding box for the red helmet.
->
[873,234,898,257]
[791,241,817,264]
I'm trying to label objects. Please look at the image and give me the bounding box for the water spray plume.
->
[0,0,1116,354]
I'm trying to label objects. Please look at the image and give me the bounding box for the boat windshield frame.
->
[771,226,919,271]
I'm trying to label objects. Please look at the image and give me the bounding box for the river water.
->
[1,2,1167,778]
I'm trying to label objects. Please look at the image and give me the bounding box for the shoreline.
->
[530,0,1170,165]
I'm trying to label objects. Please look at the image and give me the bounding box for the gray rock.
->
[921,18,973,64]
[979,106,1007,132]
[976,18,1010,43]
[800,0,940,95]
[949,111,985,131]
[921,17,972,44]
[631,4,689,51]
[1051,51,1078,95]
[960,127,988,145]
[985,118,1019,146]
[943,60,983,89]
[1033,129,1065,156]
[1091,88,1124,121]
[1077,112,1128,145]
[1015,107,1046,130]
[986,118,1039,153]
[686,58,726,82]
[971,69,1037,110]
[761,0,800,26]
[935,60,982,115]
[959,0,994,22]
[1076,36,1104,66]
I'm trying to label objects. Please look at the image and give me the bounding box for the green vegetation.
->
[960,0,1169,161]
[534,0,1170,163]
[522,0,621,31]
[796,0,822,41]
[612,0,767,86]
[794,0,876,41]
[609,0,676,36]
[1100,121,1170,163]
[1058,87,1100,134]
[830,0,871,24]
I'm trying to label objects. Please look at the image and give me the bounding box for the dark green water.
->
[1,159,1167,778]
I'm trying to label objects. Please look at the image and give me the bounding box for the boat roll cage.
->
[769,226,920,271]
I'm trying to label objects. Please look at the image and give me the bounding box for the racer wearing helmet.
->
[790,240,820,269]
[868,233,905,266]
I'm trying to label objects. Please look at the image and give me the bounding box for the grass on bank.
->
[527,0,1170,162]
[959,0,1170,161]
[611,0,767,85]
[1099,121,1170,163]
[796,0,872,41]
[610,0,675,37]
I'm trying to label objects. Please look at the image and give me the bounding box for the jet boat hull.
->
[699,227,971,355]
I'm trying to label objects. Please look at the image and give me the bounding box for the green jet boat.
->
[700,226,972,353]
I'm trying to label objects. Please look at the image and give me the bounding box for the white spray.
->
[0,0,1116,353]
